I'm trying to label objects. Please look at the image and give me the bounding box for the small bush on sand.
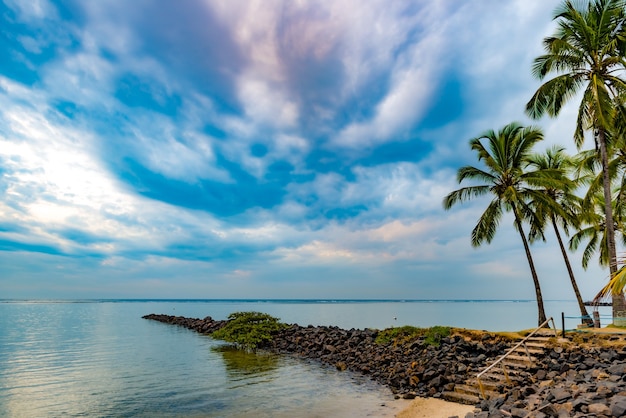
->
[211,312,288,350]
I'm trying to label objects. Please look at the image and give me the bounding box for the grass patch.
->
[424,325,451,346]
[375,325,451,347]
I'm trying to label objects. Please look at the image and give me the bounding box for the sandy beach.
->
[394,397,474,418]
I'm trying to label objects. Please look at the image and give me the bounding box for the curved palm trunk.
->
[597,129,626,318]
[514,212,547,326]
[551,215,593,326]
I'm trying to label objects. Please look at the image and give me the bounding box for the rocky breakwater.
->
[269,324,513,398]
[142,314,513,399]
[468,335,626,418]
[142,313,228,333]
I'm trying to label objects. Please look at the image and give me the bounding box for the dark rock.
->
[522,386,537,396]
[608,363,626,375]
[510,407,527,418]
[550,388,571,402]
[588,402,611,416]
[610,396,626,417]
[537,403,558,417]
[571,397,589,411]
[335,361,347,371]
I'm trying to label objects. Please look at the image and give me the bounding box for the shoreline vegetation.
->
[144,313,626,418]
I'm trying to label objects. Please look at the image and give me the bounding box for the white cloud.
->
[0,77,232,256]
[4,0,57,22]
[236,75,299,129]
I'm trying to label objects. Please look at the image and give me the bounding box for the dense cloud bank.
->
[5,0,604,302]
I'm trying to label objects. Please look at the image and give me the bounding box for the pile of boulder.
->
[142,314,626,417]
[471,343,626,418]
[269,323,512,398]
[142,314,512,397]
[142,313,227,334]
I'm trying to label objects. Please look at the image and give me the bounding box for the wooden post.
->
[593,311,601,328]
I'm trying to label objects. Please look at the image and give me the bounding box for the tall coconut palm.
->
[591,129,626,298]
[572,131,626,302]
[443,122,555,326]
[526,146,593,325]
[570,187,626,269]
[526,0,626,317]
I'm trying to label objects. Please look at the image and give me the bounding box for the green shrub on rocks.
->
[375,326,421,345]
[423,325,451,346]
[375,325,451,347]
[210,311,288,350]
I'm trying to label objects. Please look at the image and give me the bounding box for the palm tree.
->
[526,0,626,317]
[570,188,626,269]
[443,122,555,326]
[526,146,593,325]
[570,188,626,324]
[591,127,626,300]
[572,134,626,302]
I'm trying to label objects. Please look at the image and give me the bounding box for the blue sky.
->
[0,0,612,300]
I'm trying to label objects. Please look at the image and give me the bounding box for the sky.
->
[0,0,614,301]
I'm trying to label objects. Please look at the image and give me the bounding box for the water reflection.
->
[213,346,279,377]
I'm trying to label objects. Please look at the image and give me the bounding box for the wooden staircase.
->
[442,318,556,405]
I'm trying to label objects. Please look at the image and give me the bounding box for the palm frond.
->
[471,199,502,247]
[526,74,586,119]
[596,264,626,300]
[442,185,491,210]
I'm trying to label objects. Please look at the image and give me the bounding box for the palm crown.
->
[443,122,562,325]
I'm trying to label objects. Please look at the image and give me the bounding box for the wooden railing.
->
[476,317,557,399]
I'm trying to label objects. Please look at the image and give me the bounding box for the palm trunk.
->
[514,211,547,326]
[597,128,626,318]
[551,215,592,325]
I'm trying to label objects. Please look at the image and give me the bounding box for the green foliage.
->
[375,325,421,345]
[423,325,451,347]
[375,325,451,347]
[211,311,288,350]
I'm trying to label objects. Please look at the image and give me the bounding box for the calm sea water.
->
[0,299,611,417]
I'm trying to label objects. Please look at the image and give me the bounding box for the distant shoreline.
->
[583,301,612,306]
[0,298,546,303]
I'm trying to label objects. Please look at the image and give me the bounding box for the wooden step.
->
[505,354,536,363]
[442,391,479,405]
[527,332,553,336]
[526,336,554,344]
[473,322,556,402]
[456,383,499,399]
[477,373,525,386]
[525,340,548,345]
[476,379,505,392]
[511,347,544,355]
[454,384,482,396]
[501,360,531,369]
